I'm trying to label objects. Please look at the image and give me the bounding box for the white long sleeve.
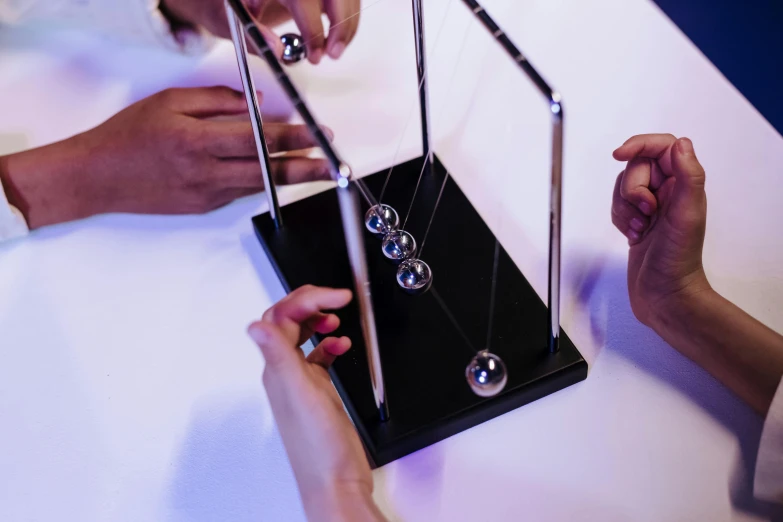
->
[0,0,213,55]
[0,176,28,241]
[755,377,783,503]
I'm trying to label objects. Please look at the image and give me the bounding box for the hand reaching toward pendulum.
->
[0,87,334,229]
[160,0,361,63]
[248,285,388,522]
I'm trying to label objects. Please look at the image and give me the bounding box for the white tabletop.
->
[2,0,783,521]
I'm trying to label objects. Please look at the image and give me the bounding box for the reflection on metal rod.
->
[337,177,389,421]
[226,3,281,227]
[225,0,389,420]
[460,0,563,353]
[411,0,434,176]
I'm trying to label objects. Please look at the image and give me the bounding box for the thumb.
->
[248,321,302,371]
[670,137,706,211]
[256,24,285,58]
[241,7,285,60]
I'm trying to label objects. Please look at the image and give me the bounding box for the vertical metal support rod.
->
[411,0,434,176]
[337,179,389,420]
[460,0,563,353]
[226,2,282,228]
[548,108,563,353]
[226,0,390,419]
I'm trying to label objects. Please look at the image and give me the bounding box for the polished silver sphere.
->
[382,230,417,262]
[396,258,432,294]
[280,33,307,64]
[364,204,399,236]
[465,350,508,397]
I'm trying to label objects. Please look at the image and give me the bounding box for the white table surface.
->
[2,1,783,521]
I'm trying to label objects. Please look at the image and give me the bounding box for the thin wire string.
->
[378,70,427,205]
[300,0,389,47]
[485,239,500,351]
[378,0,457,205]
[415,8,503,358]
[430,287,478,356]
[404,12,474,244]
[415,165,447,257]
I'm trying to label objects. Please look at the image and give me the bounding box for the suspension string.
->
[401,12,474,238]
[378,0,457,205]
[301,0,389,47]
[430,287,478,355]
[485,239,500,350]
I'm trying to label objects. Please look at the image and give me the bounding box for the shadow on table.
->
[166,396,308,522]
[568,254,783,520]
[240,229,288,304]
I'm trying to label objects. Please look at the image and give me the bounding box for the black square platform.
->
[253,155,587,467]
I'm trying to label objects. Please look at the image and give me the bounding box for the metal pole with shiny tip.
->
[461,0,564,354]
[226,2,281,228]
[225,0,390,420]
[411,0,434,176]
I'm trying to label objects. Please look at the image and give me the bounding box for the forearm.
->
[0,135,95,230]
[652,287,783,414]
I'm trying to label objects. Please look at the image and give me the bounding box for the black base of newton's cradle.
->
[253,155,587,468]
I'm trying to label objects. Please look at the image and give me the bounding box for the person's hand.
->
[161,0,361,64]
[612,135,783,416]
[274,0,361,62]
[611,134,711,327]
[0,86,332,229]
[248,286,387,522]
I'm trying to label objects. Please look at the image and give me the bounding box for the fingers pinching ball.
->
[365,204,399,236]
[465,350,508,397]
[280,33,307,64]
[396,258,432,294]
[382,230,417,262]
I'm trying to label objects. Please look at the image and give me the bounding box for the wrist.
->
[649,271,716,341]
[0,135,96,229]
[301,483,384,522]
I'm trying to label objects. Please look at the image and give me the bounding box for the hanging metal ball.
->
[280,33,307,64]
[396,258,432,294]
[364,204,399,236]
[382,230,417,262]
[465,350,508,397]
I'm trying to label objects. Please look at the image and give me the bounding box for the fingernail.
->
[322,126,335,140]
[677,138,694,155]
[328,42,345,59]
[628,229,640,242]
[248,325,267,345]
[639,201,652,215]
[310,49,323,64]
[630,218,645,231]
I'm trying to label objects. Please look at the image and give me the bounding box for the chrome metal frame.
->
[411,0,434,176]
[461,0,564,353]
[227,4,281,227]
[224,0,389,420]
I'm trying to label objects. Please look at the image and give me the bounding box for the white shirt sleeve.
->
[0,0,213,55]
[0,176,29,241]
[755,377,783,503]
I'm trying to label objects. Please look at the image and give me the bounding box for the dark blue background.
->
[653,0,783,136]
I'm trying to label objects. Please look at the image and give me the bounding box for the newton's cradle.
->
[226,0,587,467]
